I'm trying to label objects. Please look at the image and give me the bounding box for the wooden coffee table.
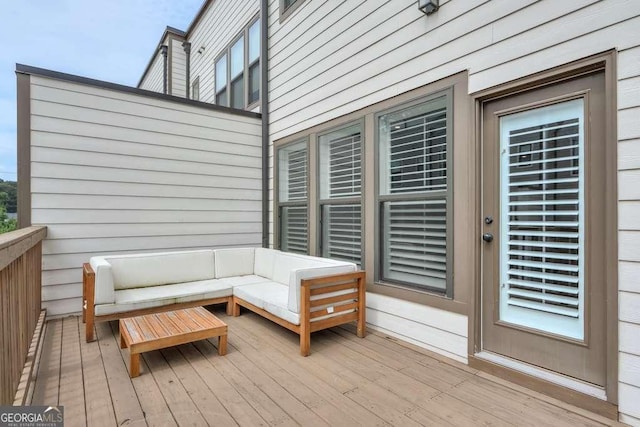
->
[119,306,227,377]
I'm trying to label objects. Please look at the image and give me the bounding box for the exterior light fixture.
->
[418,0,439,15]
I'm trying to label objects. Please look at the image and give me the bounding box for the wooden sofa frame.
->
[82,263,233,342]
[232,271,366,356]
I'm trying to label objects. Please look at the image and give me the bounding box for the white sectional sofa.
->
[83,248,366,355]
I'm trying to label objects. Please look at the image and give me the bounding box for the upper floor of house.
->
[137,0,262,111]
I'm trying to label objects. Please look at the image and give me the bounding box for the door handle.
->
[482,233,494,243]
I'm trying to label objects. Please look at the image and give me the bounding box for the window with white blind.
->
[319,124,362,265]
[278,140,308,254]
[378,95,452,294]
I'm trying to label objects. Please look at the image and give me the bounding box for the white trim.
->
[474,351,607,400]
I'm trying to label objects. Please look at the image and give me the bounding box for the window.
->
[278,140,308,254]
[192,76,200,101]
[280,0,306,21]
[215,55,227,106]
[319,124,362,265]
[272,74,467,307]
[214,17,260,109]
[378,94,451,294]
[248,19,260,105]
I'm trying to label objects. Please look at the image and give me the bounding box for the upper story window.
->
[215,16,260,110]
[215,56,227,105]
[192,76,200,101]
[280,0,306,21]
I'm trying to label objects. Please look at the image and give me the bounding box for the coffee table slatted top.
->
[120,307,227,377]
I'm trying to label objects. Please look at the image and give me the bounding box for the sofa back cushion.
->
[214,248,255,278]
[254,248,277,280]
[272,253,336,286]
[106,250,215,290]
[288,264,357,313]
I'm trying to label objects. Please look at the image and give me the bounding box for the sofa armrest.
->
[288,265,356,313]
[298,271,366,355]
[89,257,115,305]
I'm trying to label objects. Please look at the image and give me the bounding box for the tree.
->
[0,191,17,233]
[0,206,17,234]
[0,180,17,213]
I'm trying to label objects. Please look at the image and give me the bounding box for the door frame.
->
[467,50,618,417]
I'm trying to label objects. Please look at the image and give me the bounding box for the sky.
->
[0,0,204,182]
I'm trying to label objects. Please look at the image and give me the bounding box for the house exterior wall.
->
[170,37,187,97]
[27,74,262,317]
[139,50,164,93]
[266,0,640,421]
[188,0,260,105]
[618,45,640,426]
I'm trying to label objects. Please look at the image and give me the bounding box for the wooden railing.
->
[0,226,46,405]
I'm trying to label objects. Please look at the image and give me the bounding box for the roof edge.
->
[16,63,261,120]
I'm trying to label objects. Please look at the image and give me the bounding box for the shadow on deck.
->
[32,308,618,426]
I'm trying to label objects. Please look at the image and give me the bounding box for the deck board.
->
[31,310,618,426]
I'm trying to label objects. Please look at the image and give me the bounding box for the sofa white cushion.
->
[264,294,300,326]
[214,248,255,278]
[218,274,270,287]
[233,281,300,325]
[94,278,232,316]
[254,248,277,280]
[90,257,116,305]
[106,250,215,290]
[272,253,336,286]
[233,281,283,309]
[288,264,357,313]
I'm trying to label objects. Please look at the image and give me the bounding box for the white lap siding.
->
[138,51,163,93]
[266,0,640,420]
[170,37,187,97]
[618,44,640,426]
[28,74,262,317]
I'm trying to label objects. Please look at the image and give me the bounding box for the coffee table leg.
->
[120,333,126,349]
[130,353,140,378]
[218,334,227,356]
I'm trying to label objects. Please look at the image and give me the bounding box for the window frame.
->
[316,120,365,267]
[272,72,470,314]
[191,76,200,101]
[374,89,454,297]
[214,14,260,110]
[247,18,261,107]
[279,0,307,22]
[214,52,228,106]
[275,138,310,254]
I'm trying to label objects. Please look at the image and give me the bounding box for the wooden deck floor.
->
[32,309,618,427]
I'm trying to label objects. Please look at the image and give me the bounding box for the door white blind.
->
[382,199,447,291]
[329,133,361,198]
[389,107,447,194]
[322,204,361,265]
[281,205,308,254]
[500,99,584,339]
